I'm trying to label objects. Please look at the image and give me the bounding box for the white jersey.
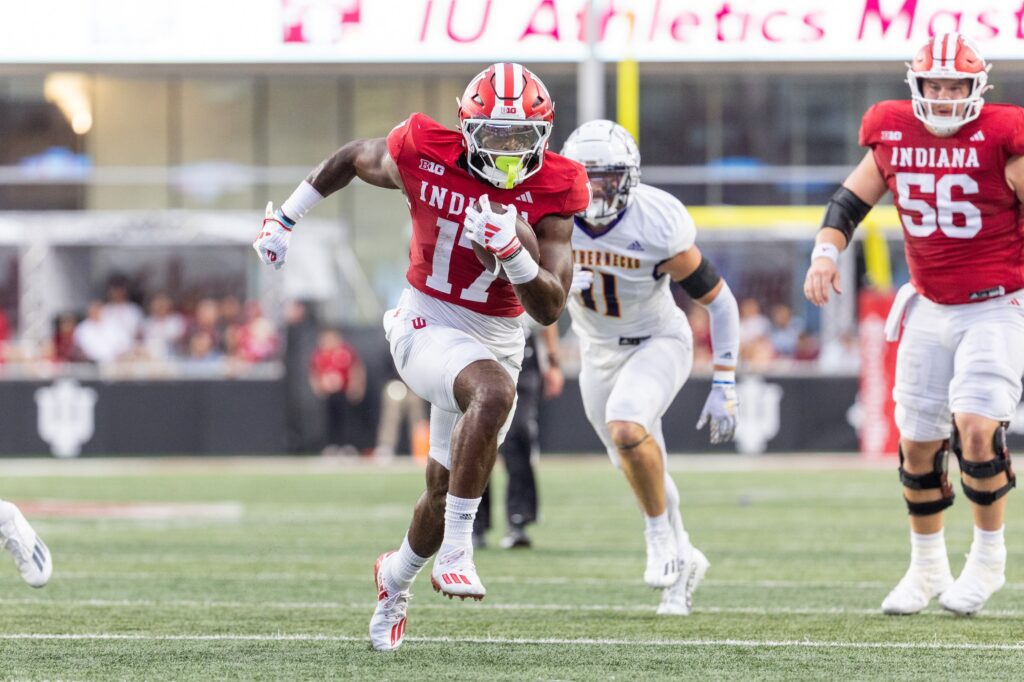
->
[567,184,695,343]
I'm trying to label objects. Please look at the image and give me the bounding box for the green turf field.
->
[1,456,1022,680]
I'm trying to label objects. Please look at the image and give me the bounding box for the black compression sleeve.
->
[821,186,872,245]
[678,256,722,299]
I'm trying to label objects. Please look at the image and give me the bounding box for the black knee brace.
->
[951,420,1016,506]
[899,441,955,515]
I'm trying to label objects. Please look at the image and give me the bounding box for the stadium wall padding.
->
[3,376,1022,456]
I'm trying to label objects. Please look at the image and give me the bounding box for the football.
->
[470,201,540,282]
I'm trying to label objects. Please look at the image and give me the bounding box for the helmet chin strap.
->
[495,156,523,189]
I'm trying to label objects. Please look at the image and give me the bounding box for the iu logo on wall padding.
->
[35,379,98,458]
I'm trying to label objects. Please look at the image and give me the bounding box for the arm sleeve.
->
[700,280,740,368]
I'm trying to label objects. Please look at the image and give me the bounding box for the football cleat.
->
[369,551,410,651]
[657,548,710,616]
[938,552,1006,616]
[643,527,680,589]
[0,501,51,588]
[430,545,486,600]
[881,564,954,615]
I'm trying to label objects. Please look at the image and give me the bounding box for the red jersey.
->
[386,113,591,317]
[310,344,358,391]
[860,100,1024,304]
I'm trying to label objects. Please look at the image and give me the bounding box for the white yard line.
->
[0,453,885,477]
[45,572,1024,591]
[3,597,1024,619]
[1,632,1022,651]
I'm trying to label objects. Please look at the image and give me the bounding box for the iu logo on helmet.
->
[412,317,427,329]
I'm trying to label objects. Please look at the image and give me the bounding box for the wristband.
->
[712,370,736,385]
[280,180,325,223]
[501,248,540,285]
[811,243,839,264]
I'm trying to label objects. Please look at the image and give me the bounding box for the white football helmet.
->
[560,120,640,226]
[906,32,992,135]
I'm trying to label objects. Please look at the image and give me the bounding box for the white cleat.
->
[430,545,486,600]
[657,548,710,616]
[0,501,51,588]
[881,565,953,615]
[938,553,1006,616]
[643,527,680,589]
[369,551,410,651]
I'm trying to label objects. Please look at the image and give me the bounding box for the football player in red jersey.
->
[254,63,590,650]
[805,33,1024,616]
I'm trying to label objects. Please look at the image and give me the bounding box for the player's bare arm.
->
[514,213,574,326]
[253,137,401,269]
[1006,155,1024,202]
[804,150,888,306]
[307,137,401,194]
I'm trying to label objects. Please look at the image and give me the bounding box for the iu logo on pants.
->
[412,317,427,329]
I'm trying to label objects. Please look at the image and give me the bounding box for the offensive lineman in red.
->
[253,63,590,650]
[805,33,1024,616]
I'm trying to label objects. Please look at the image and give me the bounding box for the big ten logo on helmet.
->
[419,158,445,176]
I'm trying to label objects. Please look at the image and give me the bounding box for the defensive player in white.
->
[561,121,740,615]
[0,499,52,587]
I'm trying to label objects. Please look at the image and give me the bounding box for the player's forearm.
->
[699,281,739,372]
[514,270,567,326]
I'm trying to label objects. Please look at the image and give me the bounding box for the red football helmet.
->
[458,63,554,189]
[907,32,991,135]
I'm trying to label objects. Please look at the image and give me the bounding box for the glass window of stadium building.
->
[3,6,1024,374]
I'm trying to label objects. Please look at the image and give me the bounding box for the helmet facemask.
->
[582,166,637,226]
[462,119,552,189]
[907,70,991,135]
[560,119,641,227]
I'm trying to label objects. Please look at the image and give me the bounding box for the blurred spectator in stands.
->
[188,298,223,353]
[142,293,186,361]
[742,333,777,371]
[283,300,322,453]
[309,328,365,455]
[102,275,143,345]
[687,306,714,371]
[74,301,132,364]
[235,301,280,362]
[818,330,860,373]
[739,297,771,346]
[793,332,820,362]
[219,295,244,333]
[0,309,9,363]
[768,303,805,358]
[42,312,80,363]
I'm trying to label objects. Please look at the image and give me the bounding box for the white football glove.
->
[569,266,594,293]
[696,377,738,444]
[253,201,293,270]
[463,194,522,260]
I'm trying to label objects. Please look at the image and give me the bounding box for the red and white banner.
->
[3,0,1024,64]
[858,289,900,459]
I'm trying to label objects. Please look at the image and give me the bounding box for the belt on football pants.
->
[618,336,650,346]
